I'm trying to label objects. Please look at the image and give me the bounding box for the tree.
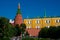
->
[20,23,26,34]
[55,26,60,39]
[0,17,9,29]
[3,23,15,37]
[38,26,60,39]
[14,23,26,40]
[48,26,57,39]
[14,24,21,36]
[0,17,9,40]
[38,27,49,38]
[25,31,29,37]
[0,17,15,40]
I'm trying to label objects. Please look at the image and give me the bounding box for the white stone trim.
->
[9,19,14,23]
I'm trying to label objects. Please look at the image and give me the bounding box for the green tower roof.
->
[17,9,21,14]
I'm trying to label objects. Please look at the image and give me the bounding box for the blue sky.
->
[0,0,60,19]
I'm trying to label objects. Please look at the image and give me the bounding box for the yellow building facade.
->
[24,17,60,28]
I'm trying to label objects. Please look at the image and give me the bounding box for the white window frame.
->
[47,26,50,28]
[28,20,31,24]
[55,20,60,23]
[26,26,31,29]
[36,20,40,24]
[45,20,50,24]
[36,26,40,29]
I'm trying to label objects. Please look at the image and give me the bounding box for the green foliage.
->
[14,24,21,36]
[20,23,26,34]
[3,23,15,37]
[56,26,60,38]
[38,27,49,38]
[0,17,26,40]
[22,38,49,40]
[22,37,34,40]
[38,26,60,39]
[48,26,57,38]
[0,17,9,29]
[2,37,10,40]
[0,17,15,40]
[25,31,29,36]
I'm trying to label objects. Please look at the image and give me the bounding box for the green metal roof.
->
[16,9,21,14]
[24,16,60,19]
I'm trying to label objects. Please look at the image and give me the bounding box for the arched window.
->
[45,20,50,24]
[56,20,60,23]
[36,20,40,24]
[28,20,31,24]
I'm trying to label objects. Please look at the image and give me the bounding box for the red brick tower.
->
[14,3,23,25]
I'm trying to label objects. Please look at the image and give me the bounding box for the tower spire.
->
[17,3,21,14]
[18,3,20,9]
[44,9,46,18]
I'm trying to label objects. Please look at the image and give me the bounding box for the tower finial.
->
[18,3,20,9]
[44,8,46,18]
